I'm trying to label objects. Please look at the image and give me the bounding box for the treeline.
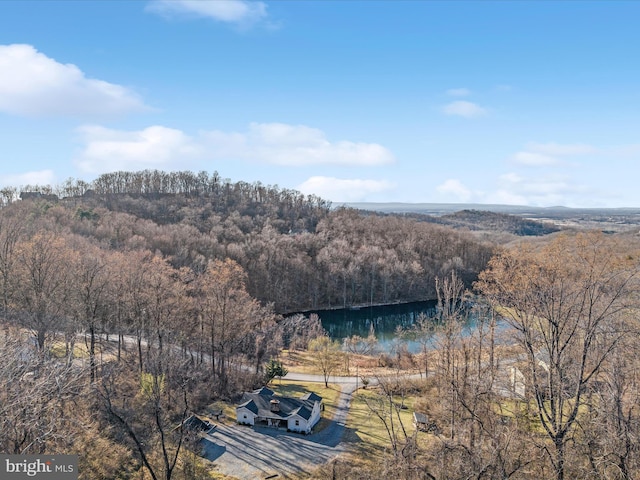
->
[6,169,331,234]
[4,170,495,312]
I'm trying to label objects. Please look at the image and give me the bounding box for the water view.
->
[310,300,438,352]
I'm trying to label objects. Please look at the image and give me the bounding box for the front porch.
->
[255,416,286,429]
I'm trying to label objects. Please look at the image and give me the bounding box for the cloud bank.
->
[297,176,396,202]
[0,44,147,117]
[435,172,592,207]
[75,122,395,173]
[75,125,201,173]
[0,170,57,189]
[204,122,394,166]
[436,179,473,202]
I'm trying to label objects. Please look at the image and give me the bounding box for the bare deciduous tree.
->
[14,232,73,350]
[99,351,193,480]
[0,210,24,318]
[308,335,343,387]
[476,232,640,480]
[0,327,86,454]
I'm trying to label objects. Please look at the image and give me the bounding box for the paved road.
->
[202,382,356,479]
[283,371,361,384]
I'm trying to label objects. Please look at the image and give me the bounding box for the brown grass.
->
[279,348,428,378]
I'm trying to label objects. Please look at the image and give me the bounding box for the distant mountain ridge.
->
[343,202,640,235]
[343,202,640,216]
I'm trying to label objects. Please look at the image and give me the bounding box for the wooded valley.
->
[2,170,640,480]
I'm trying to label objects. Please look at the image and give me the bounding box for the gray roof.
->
[238,399,259,415]
[413,412,429,424]
[237,387,321,421]
[183,415,211,432]
[253,386,275,396]
[300,392,323,403]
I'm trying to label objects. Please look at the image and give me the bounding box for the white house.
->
[493,365,526,399]
[236,387,323,434]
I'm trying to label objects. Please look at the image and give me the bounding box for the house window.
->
[295,420,299,426]
[243,415,247,419]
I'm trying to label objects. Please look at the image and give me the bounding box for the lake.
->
[308,300,438,352]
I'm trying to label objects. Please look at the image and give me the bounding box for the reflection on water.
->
[309,301,438,353]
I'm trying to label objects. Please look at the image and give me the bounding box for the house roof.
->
[253,386,275,396]
[300,392,323,403]
[182,415,211,432]
[413,412,429,424]
[238,399,259,415]
[291,405,313,420]
[236,386,322,421]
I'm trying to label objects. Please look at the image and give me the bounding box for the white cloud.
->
[511,151,559,167]
[508,142,600,170]
[203,122,395,166]
[431,173,591,207]
[0,170,56,188]
[487,172,590,206]
[485,190,527,206]
[526,142,598,156]
[75,125,200,174]
[436,179,473,203]
[446,88,471,97]
[297,177,396,202]
[0,44,147,117]
[147,0,268,27]
[74,122,394,173]
[442,101,486,118]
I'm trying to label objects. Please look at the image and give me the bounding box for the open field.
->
[280,348,426,378]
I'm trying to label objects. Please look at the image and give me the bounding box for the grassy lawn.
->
[497,396,593,434]
[49,340,90,359]
[345,388,419,453]
[203,401,236,425]
[279,348,424,378]
[279,349,324,375]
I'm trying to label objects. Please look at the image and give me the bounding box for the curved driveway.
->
[202,373,359,479]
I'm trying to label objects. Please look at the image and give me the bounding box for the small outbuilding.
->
[413,412,430,431]
[181,414,215,434]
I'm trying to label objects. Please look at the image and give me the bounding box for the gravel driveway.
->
[202,383,356,479]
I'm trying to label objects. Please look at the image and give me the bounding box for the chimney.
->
[270,399,280,412]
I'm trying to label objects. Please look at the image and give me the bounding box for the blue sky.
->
[1,1,639,207]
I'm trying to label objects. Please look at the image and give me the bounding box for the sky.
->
[1,0,639,208]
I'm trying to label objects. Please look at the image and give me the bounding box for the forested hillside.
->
[3,171,640,480]
[4,170,495,312]
[429,209,561,236]
[0,170,495,478]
